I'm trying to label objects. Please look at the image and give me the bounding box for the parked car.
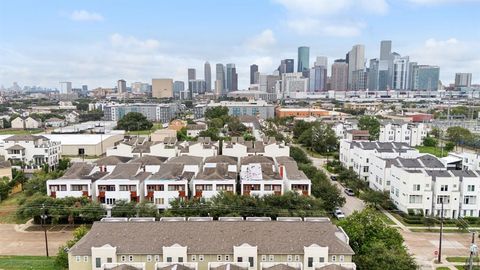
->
[334,208,345,219]
[344,188,355,196]
[330,175,337,181]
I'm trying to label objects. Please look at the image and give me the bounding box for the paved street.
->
[308,153,366,216]
[0,224,73,256]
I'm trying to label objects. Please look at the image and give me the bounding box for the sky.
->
[1,0,480,90]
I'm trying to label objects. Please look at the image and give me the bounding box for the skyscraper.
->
[309,65,327,92]
[188,68,196,81]
[204,62,211,91]
[117,79,127,93]
[226,63,236,92]
[455,73,472,87]
[216,64,225,94]
[250,64,258,84]
[314,56,328,67]
[331,59,348,91]
[380,40,392,61]
[347,44,365,90]
[410,65,440,91]
[232,67,238,91]
[297,46,310,73]
[278,59,294,75]
[59,81,72,94]
[368,59,389,91]
[392,55,409,90]
[152,79,173,98]
[189,80,207,96]
[173,81,185,99]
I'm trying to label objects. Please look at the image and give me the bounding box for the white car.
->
[334,208,345,219]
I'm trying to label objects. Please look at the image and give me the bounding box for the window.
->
[75,256,81,262]
[199,255,204,261]
[178,257,184,263]
[167,257,172,263]
[294,255,300,262]
[128,255,134,262]
[332,255,337,262]
[217,255,222,261]
[106,198,116,205]
[248,257,254,267]
[95,258,101,268]
[261,255,267,262]
[191,255,196,261]
[464,196,477,205]
[409,195,422,204]
[287,255,293,262]
[225,255,230,261]
[121,255,126,262]
[437,195,450,204]
[440,185,448,192]
[147,255,152,262]
[319,257,324,263]
[237,257,243,262]
[468,185,475,192]
[155,255,160,262]
[339,255,344,262]
[308,257,313,267]
[83,256,88,262]
[107,258,112,263]
[363,166,369,173]
[269,255,274,262]
[413,184,421,191]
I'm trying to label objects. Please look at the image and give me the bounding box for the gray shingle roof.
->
[4,135,48,142]
[167,156,203,166]
[425,170,452,177]
[69,221,355,256]
[59,163,94,180]
[106,264,142,270]
[95,156,132,166]
[241,156,274,165]
[128,156,167,166]
[211,264,247,270]
[450,170,479,178]
[264,264,300,270]
[204,155,237,165]
[102,163,143,180]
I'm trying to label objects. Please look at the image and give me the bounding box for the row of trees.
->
[199,107,251,141]
[293,121,338,154]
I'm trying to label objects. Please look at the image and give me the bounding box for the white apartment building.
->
[240,156,283,196]
[442,152,480,171]
[0,135,61,170]
[223,137,289,159]
[106,137,178,159]
[191,155,238,199]
[10,116,40,129]
[339,140,418,182]
[178,137,219,158]
[275,156,311,196]
[379,121,428,147]
[47,163,97,199]
[333,121,358,139]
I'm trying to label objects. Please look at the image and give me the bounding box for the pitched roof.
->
[4,135,47,142]
[167,156,203,166]
[264,264,301,270]
[211,264,248,270]
[106,264,142,270]
[69,221,355,256]
[315,265,351,270]
[158,264,195,270]
[6,145,25,150]
[59,163,94,180]
[102,163,144,180]
[204,155,237,165]
[195,164,236,181]
[150,164,190,180]
[128,156,167,166]
[241,155,274,165]
[95,156,132,166]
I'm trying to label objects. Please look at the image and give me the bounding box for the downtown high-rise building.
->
[347,44,365,90]
[331,59,348,91]
[278,59,294,75]
[117,79,127,93]
[392,54,410,90]
[188,68,196,81]
[368,59,389,91]
[189,79,207,97]
[314,56,328,67]
[250,64,258,84]
[59,81,72,94]
[297,46,310,74]
[380,40,392,61]
[216,64,225,95]
[410,65,440,91]
[204,62,212,92]
[173,81,185,99]
[226,63,237,92]
[309,65,327,92]
[455,73,472,87]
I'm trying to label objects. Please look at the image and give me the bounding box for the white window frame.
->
[75,256,81,262]
[199,255,204,262]
[339,255,344,262]
[225,255,230,261]
[191,255,197,262]
[332,255,337,262]
[269,255,274,262]
[261,255,267,262]
[83,256,89,262]
[294,255,300,262]
[217,255,222,261]
[155,255,160,262]
[128,255,134,262]
[121,255,127,262]
[147,255,152,262]
[287,255,293,262]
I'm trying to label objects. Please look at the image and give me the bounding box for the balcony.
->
[178,190,186,197]
[99,191,105,198]
[195,190,203,198]
[50,191,56,198]
[147,191,154,198]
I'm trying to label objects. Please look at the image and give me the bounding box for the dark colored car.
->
[330,175,337,181]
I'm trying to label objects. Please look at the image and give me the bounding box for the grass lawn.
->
[0,192,28,224]
[436,267,451,270]
[410,228,469,233]
[125,123,164,136]
[378,211,396,225]
[447,257,479,263]
[0,129,43,135]
[0,256,62,270]
[416,146,448,158]
[455,266,480,270]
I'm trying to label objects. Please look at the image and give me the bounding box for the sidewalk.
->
[381,209,411,232]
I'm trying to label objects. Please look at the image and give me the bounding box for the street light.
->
[40,204,49,257]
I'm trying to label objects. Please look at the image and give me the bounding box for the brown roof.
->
[315,265,351,270]
[212,264,248,270]
[106,264,142,270]
[4,135,47,142]
[59,163,94,180]
[204,155,237,165]
[69,221,354,256]
[102,163,143,180]
[150,164,193,180]
[195,164,236,181]
[263,264,300,270]
[158,264,195,270]
[6,145,25,151]
[95,156,132,166]
[241,155,274,165]
[167,156,203,166]
[128,156,167,166]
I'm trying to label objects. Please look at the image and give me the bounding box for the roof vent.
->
[187,217,213,222]
[218,217,244,221]
[277,217,303,222]
[100,217,128,222]
[304,217,330,222]
[246,217,271,222]
[160,217,186,222]
[129,217,156,222]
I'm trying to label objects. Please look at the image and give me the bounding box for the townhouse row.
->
[340,139,480,218]
[68,218,356,270]
[46,154,311,210]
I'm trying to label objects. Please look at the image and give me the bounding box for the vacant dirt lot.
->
[0,224,73,256]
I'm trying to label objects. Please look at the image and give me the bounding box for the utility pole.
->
[468,232,477,270]
[40,204,49,257]
[438,200,444,263]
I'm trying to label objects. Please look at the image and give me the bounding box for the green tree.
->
[423,136,438,147]
[0,177,10,201]
[358,116,380,140]
[360,190,390,209]
[199,127,221,141]
[338,209,417,270]
[205,106,229,121]
[177,127,190,141]
[430,127,442,138]
[289,146,311,164]
[56,225,89,268]
[111,200,137,217]
[444,142,455,152]
[446,126,472,145]
[58,158,71,171]
[116,112,153,131]
[79,202,105,222]
[227,117,247,136]
[293,120,311,139]
[136,201,158,217]
[310,124,338,154]
[79,110,103,122]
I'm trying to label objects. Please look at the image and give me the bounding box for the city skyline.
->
[1,0,480,89]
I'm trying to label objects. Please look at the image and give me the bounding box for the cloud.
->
[409,38,480,84]
[273,0,387,36]
[70,10,104,22]
[407,0,480,5]
[245,29,276,51]
[109,33,162,52]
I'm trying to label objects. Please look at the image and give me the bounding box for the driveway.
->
[308,153,366,216]
[0,224,73,256]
